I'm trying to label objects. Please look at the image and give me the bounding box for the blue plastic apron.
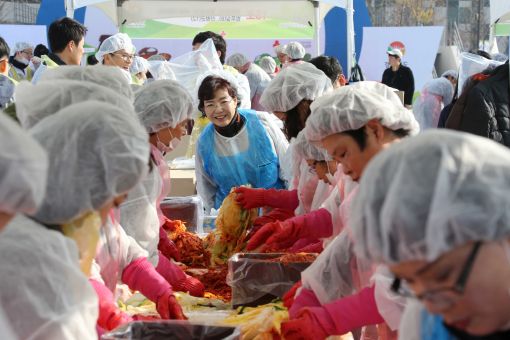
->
[198,109,284,209]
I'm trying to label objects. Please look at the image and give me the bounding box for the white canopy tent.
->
[65,0,356,77]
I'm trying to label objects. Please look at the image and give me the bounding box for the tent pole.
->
[346,0,355,78]
[65,0,75,18]
[313,1,320,57]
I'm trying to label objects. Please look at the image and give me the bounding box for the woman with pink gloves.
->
[119,80,204,301]
[277,82,420,339]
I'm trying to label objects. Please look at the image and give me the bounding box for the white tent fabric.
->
[67,0,354,75]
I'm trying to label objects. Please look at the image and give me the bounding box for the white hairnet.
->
[274,44,287,55]
[259,56,277,74]
[14,42,33,53]
[285,42,306,59]
[226,53,249,69]
[0,114,48,215]
[352,130,510,264]
[30,101,149,224]
[38,65,134,101]
[423,77,454,102]
[304,81,420,144]
[95,33,135,64]
[15,80,135,129]
[130,56,150,75]
[440,69,458,79]
[293,130,326,161]
[413,77,453,129]
[260,62,332,112]
[148,60,177,81]
[135,79,194,133]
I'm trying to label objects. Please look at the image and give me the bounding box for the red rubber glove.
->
[89,279,133,331]
[235,187,299,210]
[288,288,321,319]
[283,281,302,309]
[156,290,187,320]
[282,308,332,340]
[247,208,332,251]
[158,227,181,262]
[156,253,205,297]
[252,208,295,228]
[284,286,384,338]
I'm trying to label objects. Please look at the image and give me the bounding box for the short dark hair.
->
[192,31,227,64]
[309,56,343,84]
[0,36,10,59]
[198,75,238,113]
[87,54,98,65]
[48,17,87,53]
[343,126,410,150]
[34,44,49,58]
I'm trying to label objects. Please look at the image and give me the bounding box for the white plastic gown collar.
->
[135,79,194,133]
[352,130,510,264]
[0,113,48,214]
[30,101,149,225]
[15,79,135,129]
[260,62,332,113]
[38,65,134,101]
[304,81,420,145]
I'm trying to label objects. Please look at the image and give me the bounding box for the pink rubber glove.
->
[247,208,332,251]
[89,279,133,331]
[284,286,384,339]
[235,187,299,210]
[158,227,181,262]
[121,257,186,320]
[156,253,205,297]
[283,281,302,309]
[288,288,321,319]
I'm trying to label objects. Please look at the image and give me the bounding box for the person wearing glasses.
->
[280,82,419,340]
[195,73,289,213]
[32,17,87,83]
[95,33,136,83]
[351,130,510,339]
[8,41,34,81]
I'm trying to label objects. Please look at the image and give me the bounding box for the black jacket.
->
[382,64,415,105]
[458,62,510,147]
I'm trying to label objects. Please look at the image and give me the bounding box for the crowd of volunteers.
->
[1,14,510,340]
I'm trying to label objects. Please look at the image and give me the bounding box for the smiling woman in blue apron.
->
[195,74,289,213]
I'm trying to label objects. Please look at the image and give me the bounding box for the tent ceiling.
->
[83,0,344,26]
